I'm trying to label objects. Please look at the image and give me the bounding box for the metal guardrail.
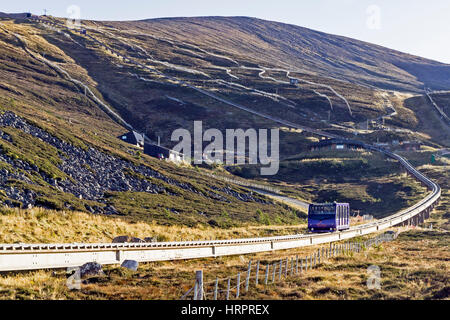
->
[0,18,441,272]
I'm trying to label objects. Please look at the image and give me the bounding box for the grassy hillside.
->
[125,16,450,92]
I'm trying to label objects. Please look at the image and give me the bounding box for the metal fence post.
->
[245,260,252,292]
[264,264,269,285]
[272,263,276,283]
[279,259,283,281]
[285,258,289,277]
[255,260,260,286]
[214,277,218,301]
[290,257,294,276]
[236,273,241,298]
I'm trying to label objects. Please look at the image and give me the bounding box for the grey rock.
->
[79,262,104,278]
[112,236,131,243]
[144,237,158,243]
[121,260,139,271]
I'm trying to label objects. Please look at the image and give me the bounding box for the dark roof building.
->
[118,131,144,148]
[144,143,185,163]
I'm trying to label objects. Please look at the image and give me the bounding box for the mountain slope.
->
[0,15,447,226]
[128,16,450,92]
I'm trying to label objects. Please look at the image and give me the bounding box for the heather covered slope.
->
[21,15,445,148]
[128,16,450,92]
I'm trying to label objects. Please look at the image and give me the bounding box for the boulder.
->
[112,236,145,243]
[121,260,139,271]
[79,262,104,278]
[144,237,158,243]
[112,236,131,243]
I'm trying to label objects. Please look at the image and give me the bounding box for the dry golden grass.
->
[0,207,308,244]
[1,226,447,300]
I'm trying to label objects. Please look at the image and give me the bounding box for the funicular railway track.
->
[0,17,442,272]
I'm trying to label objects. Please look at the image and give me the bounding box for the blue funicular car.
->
[308,202,350,233]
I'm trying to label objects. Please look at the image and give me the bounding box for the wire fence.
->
[181,231,399,300]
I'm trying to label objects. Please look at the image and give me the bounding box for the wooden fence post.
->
[255,260,260,286]
[226,278,230,300]
[296,255,299,274]
[214,277,218,301]
[193,282,198,301]
[245,260,252,292]
[300,258,303,273]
